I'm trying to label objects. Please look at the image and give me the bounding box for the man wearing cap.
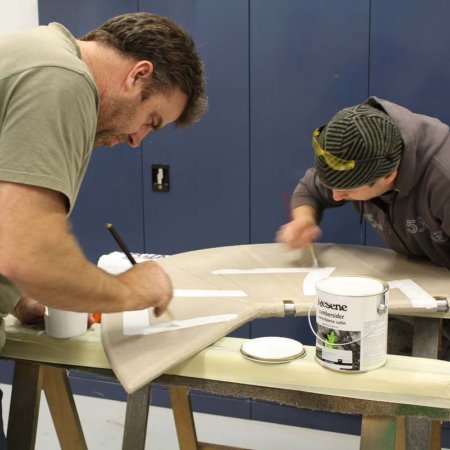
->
[277,96,450,355]
[278,96,450,269]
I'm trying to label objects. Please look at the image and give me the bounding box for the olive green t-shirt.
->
[0,23,99,316]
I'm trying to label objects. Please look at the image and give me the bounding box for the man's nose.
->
[128,127,151,148]
[332,190,347,201]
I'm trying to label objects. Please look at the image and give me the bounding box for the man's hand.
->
[0,182,172,314]
[276,205,322,249]
[118,260,173,316]
[12,297,96,327]
[11,297,45,325]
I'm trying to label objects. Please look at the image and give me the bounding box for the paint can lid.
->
[240,337,306,363]
[316,276,386,296]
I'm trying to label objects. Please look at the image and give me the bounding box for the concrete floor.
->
[2,382,448,450]
[1,383,363,450]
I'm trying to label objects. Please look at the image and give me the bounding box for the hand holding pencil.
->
[106,223,174,318]
[116,260,173,317]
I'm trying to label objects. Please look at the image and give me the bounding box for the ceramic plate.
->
[240,336,306,363]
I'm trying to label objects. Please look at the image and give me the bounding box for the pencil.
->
[106,223,136,264]
[106,223,175,321]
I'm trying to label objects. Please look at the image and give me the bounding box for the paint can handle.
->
[307,298,388,346]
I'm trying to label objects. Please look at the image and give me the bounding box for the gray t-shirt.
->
[0,23,99,316]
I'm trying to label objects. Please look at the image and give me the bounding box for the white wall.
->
[0,0,38,36]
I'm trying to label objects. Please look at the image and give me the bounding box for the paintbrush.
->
[106,223,175,322]
[282,191,319,268]
[309,243,319,268]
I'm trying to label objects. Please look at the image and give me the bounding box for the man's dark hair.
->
[81,12,207,127]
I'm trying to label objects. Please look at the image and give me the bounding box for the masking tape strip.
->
[174,289,247,297]
[213,268,318,274]
[388,279,437,309]
[123,310,237,336]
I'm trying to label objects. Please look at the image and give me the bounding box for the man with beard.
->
[0,12,207,446]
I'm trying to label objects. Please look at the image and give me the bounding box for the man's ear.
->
[383,170,398,185]
[124,60,153,91]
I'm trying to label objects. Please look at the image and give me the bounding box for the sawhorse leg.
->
[42,366,88,450]
[6,362,87,450]
[169,386,248,450]
[169,386,198,450]
[360,416,398,450]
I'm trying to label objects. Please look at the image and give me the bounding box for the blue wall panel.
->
[370,0,450,122]
[250,0,370,246]
[38,0,138,35]
[139,0,250,255]
[368,0,450,247]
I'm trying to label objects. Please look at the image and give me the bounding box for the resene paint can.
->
[310,276,389,372]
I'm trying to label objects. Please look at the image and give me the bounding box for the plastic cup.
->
[44,307,88,338]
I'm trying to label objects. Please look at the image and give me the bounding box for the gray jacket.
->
[292,97,450,269]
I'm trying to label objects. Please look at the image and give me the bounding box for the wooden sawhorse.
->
[5,344,449,450]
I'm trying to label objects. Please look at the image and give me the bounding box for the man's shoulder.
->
[0,23,91,83]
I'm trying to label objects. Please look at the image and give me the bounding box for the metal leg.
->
[405,317,442,450]
[122,384,151,450]
[406,418,441,450]
[412,317,441,359]
[6,362,44,450]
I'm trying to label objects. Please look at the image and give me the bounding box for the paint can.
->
[308,276,389,372]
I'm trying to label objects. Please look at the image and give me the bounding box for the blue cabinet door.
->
[370,0,450,121]
[368,0,450,247]
[38,1,144,263]
[249,0,370,335]
[250,0,370,246]
[38,0,138,37]
[139,1,250,256]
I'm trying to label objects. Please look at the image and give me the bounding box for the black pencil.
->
[106,223,137,265]
[106,223,175,321]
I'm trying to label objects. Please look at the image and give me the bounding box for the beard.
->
[93,130,120,148]
[94,95,141,148]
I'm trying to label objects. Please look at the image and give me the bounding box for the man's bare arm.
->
[0,182,172,313]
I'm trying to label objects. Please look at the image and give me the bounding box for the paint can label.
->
[313,277,388,372]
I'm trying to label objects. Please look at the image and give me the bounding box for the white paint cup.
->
[44,307,88,338]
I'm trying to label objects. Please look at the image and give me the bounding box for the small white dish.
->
[240,336,306,363]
